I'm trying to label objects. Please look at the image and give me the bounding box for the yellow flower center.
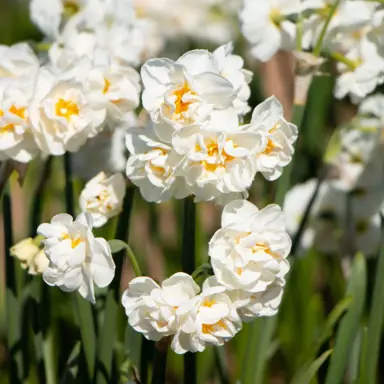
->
[64,0,80,16]
[9,105,26,119]
[0,105,27,134]
[103,78,111,94]
[202,298,216,308]
[62,233,82,249]
[262,138,278,155]
[196,141,236,172]
[202,320,227,334]
[55,98,79,121]
[252,243,279,259]
[270,8,283,27]
[172,82,195,117]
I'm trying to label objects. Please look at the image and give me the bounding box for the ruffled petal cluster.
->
[38,213,115,303]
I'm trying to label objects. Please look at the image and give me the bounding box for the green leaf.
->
[72,294,96,380]
[317,296,352,350]
[61,342,81,384]
[325,253,367,384]
[108,239,130,254]
[359,224,384,384]
[291,349,333,384]
[241,317,277,384]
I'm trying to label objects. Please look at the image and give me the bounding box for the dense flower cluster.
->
[284,94,384,256]
[122,199,291,353]
[126,48,297,203]
[240,0,384,103]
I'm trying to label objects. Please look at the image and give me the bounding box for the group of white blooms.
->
[241,0,384,102]
[284,94,384,257]
[123,200,290,353]
[5,0,384,355]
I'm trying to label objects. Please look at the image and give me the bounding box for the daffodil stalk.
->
[64,152,96,380]
[3,183,24,382]
[95,184,136,384]
[182,197,197,384]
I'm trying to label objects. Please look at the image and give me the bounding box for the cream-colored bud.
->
[29,250,49,275]
[10,238,40,270]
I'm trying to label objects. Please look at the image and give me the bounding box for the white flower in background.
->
[240,0,300,62]
[334,38,384,103]
[0,82,39,163]
[283,179,344,254]
[302,0,374,50]
[29,68,106,156]
[38,212,115,303]
[79,172,126,227]
[172,277,242,354]
[171,112,264,203]
[126,124,189,203]
[0,43,39,80]
[122,273,200,341]
[329,122,381,191]
[141,49,235,143]
[213,43,253,117]
[209,200,291,293]
[246,96,298,181]
[30,0,89,38]
[84,64,141,123]
[359,94,384,124]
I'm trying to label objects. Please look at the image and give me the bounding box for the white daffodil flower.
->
[122,273,200,342]
[29,68,106,156]
[79,172,126,227]
[209,200,291,293]
[125,124,189,203]
[240,0,300,62]
[0,82,39,163]
[29,0,89,38]
[171,277,242,354]
[84,64,141,123]
[38,212,115,304]
[359,94,384,124]
[0,43,39,80]
[141,49,236,143]
[205,275,285,322]
[334,38,384,103]
[171,111,264,203]
[213,42,253,118]
[283,179,344,255]
[246,96,298,181]
[302,0,375,50]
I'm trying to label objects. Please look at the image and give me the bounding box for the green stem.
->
[151,338,170,384]
[296,15,303,52]
[63,153,96,380]
[3,184,23,383]
[64,153,75,217]
[30,156,53,236]
[330,52,357,70]
[182,197,197,384]
[95,186,136,384]
[360,216,384,383]
[313,0,341,56]
[214,347,230,384]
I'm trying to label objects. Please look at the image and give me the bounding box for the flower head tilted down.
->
[38,212,115,303]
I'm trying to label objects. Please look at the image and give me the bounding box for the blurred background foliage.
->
[0,0,375,383]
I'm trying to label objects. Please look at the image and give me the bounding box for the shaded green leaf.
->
[325,253,366,384]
